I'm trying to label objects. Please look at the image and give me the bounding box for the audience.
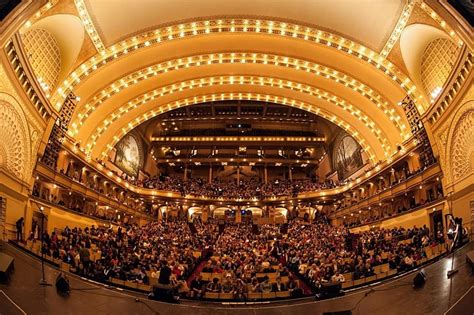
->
[30,215,444,300]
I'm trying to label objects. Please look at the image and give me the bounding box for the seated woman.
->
[259,276,272,293]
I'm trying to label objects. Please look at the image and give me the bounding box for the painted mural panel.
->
[333,134,363,179]
[114,133,143,176]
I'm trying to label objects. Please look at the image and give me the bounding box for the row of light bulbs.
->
[70,53,407,135]
[89,92,385,164]
[380,0,417,58]
[152,136,326,142]
[48,18,427,113]
[81,76,398,157]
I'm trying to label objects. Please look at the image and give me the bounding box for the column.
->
[264,165,268,184]
[184,164,188,181]
[236,206,242,223]
[237,166,240,184]
[208,165,213,183]
[289,165,293,181]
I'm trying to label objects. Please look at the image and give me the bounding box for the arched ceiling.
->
[83,0,404,51]
[19,0,463,168]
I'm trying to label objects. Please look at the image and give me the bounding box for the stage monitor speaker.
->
[150,285,180,304]
[56,272,70,294]
[0,252,14,283]
[466,250,474,271]
[316,282,343,300]
[413,270,426,287]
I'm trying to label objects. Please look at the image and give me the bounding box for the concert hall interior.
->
[0,0,473,314]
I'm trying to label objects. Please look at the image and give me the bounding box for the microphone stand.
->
[446,194,458,278]
[39,208,51,286]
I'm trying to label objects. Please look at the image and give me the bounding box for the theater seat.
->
[365,275,377,283]
[110,278,125,286]
[376,272,387,280]
[275,291,290,298]
[219,292,234,299]
[380,263,390,273]
[353,278,365,286]
[262,292,276,299]
[125,281,138,289]
[200,273,212,281]
[248,292,262,299]
[138,283,152,292]
[205,292,219,299]
[342,272,353,281]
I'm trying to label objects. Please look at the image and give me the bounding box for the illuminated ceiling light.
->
[430,86,442,101]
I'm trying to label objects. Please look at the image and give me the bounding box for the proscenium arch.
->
[81,75,398,157]
[88,91,384,165]
[69,52,409,137]
[51,18,427,112]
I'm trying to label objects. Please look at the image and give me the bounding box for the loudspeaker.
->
[316,282,343,300]
[0,252,14,283]
[56,272,70,294]
[413,270,426,287]
[466,250,474,271]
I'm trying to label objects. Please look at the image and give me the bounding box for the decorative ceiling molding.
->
[90,92,380,165]
[82,76,395,158]
[419,1,464,47]
[381,0,416,58]
[50,18,427,113]
[69,53,408,138]
[74,0,105,51]
[19,0,58,32]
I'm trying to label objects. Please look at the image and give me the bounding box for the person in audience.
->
[190,275,205,298]
[272,276,287,292]
[158,260,172,285]
[16,217,24,242]
[207,277,222,293]
[331,271,345,283]
[31,215,445,302]
[259,276,272,293]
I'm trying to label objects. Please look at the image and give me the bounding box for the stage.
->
[0,241,473,315]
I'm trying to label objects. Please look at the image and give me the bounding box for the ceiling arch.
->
[93,91,381,163]
[51,18,427,112]
[82,82,394,164]
[80,75,397,157]
[69,52,409,137]
[59,34,413,162]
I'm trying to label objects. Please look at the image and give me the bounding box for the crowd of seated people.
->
[289,223,442,290]
[344,193,444,228]
[134,176,340,199]
[28,214,445,300]
[36,219,218,288]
